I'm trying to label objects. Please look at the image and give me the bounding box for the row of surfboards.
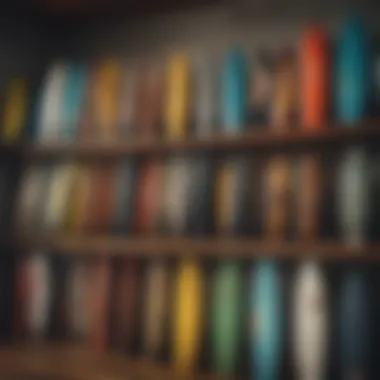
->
[10,254,377,379]
[1,17,379,143]
[15,146,380,242]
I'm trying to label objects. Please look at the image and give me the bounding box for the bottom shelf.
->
[0,343,219,380]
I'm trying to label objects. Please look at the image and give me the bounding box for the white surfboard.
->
[194,55,219,137]
[37,62,68,142]
[26,253,51,340]
[43,163,75,233]
[293,261,329,380]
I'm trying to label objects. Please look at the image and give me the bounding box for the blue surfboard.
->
[336,17,370,125]
[60,63,88,140]
[340,271,370,379]
[221,49,248,133]
[112,159,138,234]
[251,261,282,380]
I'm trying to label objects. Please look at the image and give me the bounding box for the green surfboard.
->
[211,261,242,375]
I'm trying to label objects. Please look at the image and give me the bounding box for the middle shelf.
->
[7,235,380,261]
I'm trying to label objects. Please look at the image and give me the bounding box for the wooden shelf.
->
[0,343,218,380]
[1,120,377,159]
[8,235,380,261]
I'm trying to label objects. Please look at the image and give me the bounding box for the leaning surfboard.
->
[337,147,369,246]
[340,270,370,379]
[251,261,282,380]
[221,49,247,134]
[173,260,204,372]
[211,261,243,375]
[300,26,330,130]
[293,261,329,380]
[336,17,370,125]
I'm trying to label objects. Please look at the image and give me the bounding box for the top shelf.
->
[2,120,380,159]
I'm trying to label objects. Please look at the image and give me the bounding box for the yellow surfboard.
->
[95,60,121,139]
[2,78,28,142]
[165,54,190,139]
[173,260,204,373]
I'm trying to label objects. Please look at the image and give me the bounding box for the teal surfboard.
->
[211,261,243,375]
[221,49,248,133]
[60,63,87,140]
[251,261,282,380]
[336,17,370,124]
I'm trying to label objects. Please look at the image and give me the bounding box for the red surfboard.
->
[300,26,330,129]
[135,159,164,233]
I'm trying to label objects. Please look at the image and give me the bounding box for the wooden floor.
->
[0,343,220,380]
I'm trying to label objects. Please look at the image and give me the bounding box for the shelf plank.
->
[20,121,380,158]
[10,235,380,261]
[0,343,220,380]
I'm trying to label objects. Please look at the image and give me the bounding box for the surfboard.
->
[211,261,242,375]
[1,78,29,142]
[300,26,330,129]
[297,154,322,240]
[293,261,329,380]
[337,147,369,246]
[25,253,51,340]
[112,159,138,234]
[194,56,219,136]
[340,271,370,379]
[60,63,87,140]
[186,154,215,235]
[173,260,204,372]
[164,155,191,234]
[135,159,164,233]
[37,62,68,142]
[221,49,247,133]
[142,260,170,357]
[265,155,291,240]
[111,259,141,350]
[336,17,370,125]
[94,60,121,140]
[66,259,91,340]
[271,48,297,131]
[137,63,163,138]
[90,258,111,352]
[117,66,138,137]
[165,54,190,139]
[251,261,282,380]
[43,164,75,233]
[249,50,273,127]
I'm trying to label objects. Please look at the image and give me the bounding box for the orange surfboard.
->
[137,63,163,138]
[300,26,330,129]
